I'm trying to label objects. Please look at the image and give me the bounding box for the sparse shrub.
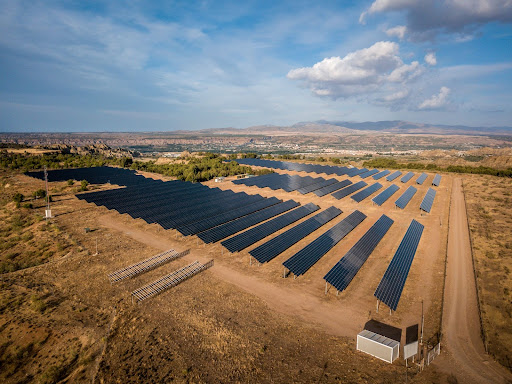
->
[79,180,88,191]
[22,203,33,209]
[67,179,74,186]
[13,193,23,207]
[33,189,46,199]
[30,295,46,313]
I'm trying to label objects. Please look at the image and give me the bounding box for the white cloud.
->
[385,25,407,40]
[361,0,512,40]
[287,41,424,99]
[382,89,409,102]
[418,86,451,110]
[425,52,437,66]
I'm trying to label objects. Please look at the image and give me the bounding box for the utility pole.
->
[421,299,424,345]
[44,165,52,220]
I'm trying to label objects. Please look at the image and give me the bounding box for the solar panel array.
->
[359,169,379,179]
[373,170,390,180]
[331,181,368,199]
[374,220,424,311]
[234,158,365,177]
[420,188,436,213]
[351,182,383,202]
[221,203,319,252]
[416,173,428,185]
[249,207,342,263]
[197,200,300,243]
[324,215,394,292]
[401,172,415,183]
[386,171,402,181]
[283,210,367,277]
[232,173,327,193]
[313,179,352,197]
[395,186,417,209]
[296,178,338,194]
[26,166,150,187]
[432,174,442,186]
[372,184,400,206]
[28,168,311,247]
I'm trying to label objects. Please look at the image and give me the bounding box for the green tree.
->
[120,157,133,168]
[13,193,24,204]
[80,180,89,191]
[33,189,46,199]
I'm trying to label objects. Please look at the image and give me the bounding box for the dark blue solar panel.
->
[233,158,358,177]
[359,169,379,179]
[432,174,441,186]
[373,170,390,180]
[221,203,319,252]
[400,172,414,183]
[351,183,383,202]
[314,179,352,197]
[395,186,417,209]
[374,219,424,311]
[197,200,299,243]
[297,178,338,194]
[416,173,428,185]
[324,215,394,292]
[347,168,368,177]
[283,210,367,277]
[331,181,367,199]
[372,184,400,206]
[420,188,436,213]
[386,171,402,181]
[249,207,342,263]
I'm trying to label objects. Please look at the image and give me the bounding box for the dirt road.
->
[437,178,512,383]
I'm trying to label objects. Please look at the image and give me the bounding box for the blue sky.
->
[1,0,511,132]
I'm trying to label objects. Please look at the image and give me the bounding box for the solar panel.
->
[386,171,402,181]
[419,188,436,213]
[331,181,368,199]
[416,173,428,185]
[373,170,390,180]
[296,178,338,194]
[233,158,359,177]
[432,174,441,186]
[324,215,394,292]
[400,172,414,183]
[372,184,400,206]
[351,183,383,202]
[197,200,299,243]
[374,219,424,311]
[283,210,367,277]
[359,169,379,179]
[221,203,319,253]
[395,186,417,209]
[347,168,368,177]
[249,207,342,263]
[314,179,352,197]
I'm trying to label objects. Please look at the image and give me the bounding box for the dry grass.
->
[464,175,512,370]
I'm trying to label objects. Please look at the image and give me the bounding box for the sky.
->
[1,0,512,132]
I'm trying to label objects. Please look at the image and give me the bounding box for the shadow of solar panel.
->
[351,182,383,202]
[374,219,424,311]
[197,200,299,243]
[420,188,436,213]
[249,206,342,263]
[324,215,393,292]
[372,184,400,206]
[395,186,417,209]
[400,172,414,183]
[314,179,352,197]
[221,203,319,252]
[386,171,402,181]
[359,169,379,179]
[432,174,441,186]
[331,181,368,199]
[296,178,338,194]
[283,210,367,277]
[373,170,390,180]
[416,173,428,185]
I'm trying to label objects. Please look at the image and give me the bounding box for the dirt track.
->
[436,178,512,383]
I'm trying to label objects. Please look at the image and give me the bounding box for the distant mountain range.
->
[206,120,512,136]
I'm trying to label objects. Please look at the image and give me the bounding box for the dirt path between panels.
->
[99,215,364,339]
[435,178,512,383]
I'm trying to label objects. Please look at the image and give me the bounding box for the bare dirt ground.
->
[434,178,512,383]
[0,167,467,383]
